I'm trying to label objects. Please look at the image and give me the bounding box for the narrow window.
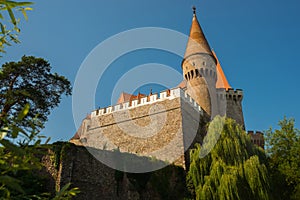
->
[195,69,199,77]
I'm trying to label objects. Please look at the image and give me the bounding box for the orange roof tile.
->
[213,51,231,90]
[178,51,231,90]
[117,92,147,104]
[184,8,213,60]
[117,92,133,104]
[177,79,187,89]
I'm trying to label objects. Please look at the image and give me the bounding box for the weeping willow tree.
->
[187,117,271,200]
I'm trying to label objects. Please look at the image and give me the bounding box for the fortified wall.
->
[217,88,245,128]
[71,88,204,169]
[247,131,265,149]
[41,143,188,200]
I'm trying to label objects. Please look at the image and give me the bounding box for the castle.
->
[70,7,263,170]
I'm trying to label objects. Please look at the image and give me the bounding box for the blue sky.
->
[2,0,300,142]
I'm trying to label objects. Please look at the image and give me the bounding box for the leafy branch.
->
[0,0,33,54]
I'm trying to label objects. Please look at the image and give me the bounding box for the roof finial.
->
[192,6,196,15]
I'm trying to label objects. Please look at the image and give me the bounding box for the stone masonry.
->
[72,88,203,169]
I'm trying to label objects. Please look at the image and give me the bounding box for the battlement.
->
[216,88,243,100]
[225,88,243,101]
[247,130,263,136]
[247,131,264,149]
[91,87,203,118]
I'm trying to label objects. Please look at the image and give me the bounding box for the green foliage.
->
[187,117,271,200]
[0,0,33,54]
[51,142,66,171]
[0,56,77,199]
[53,183,80,200]
[265,117,300,200]
[0,118,80,199]
[0,56,72,133]
[0,116,48,198]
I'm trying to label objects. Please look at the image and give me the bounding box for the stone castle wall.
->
[225,89,244,128]
[74,88,203,169]
[217,88,244,128]
[42,143,188,200]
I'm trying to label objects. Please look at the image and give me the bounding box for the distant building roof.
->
[117,92,133,104]
[117,92,146,104]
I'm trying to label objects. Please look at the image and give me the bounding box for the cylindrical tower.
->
[182,7,218,117]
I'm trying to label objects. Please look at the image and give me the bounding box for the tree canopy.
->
[0,56,72,134]
[0,56,78,199]
[265,117,300,200]
[0,2,78,198]
[187,117,271,200]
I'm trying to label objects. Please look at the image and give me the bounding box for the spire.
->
[192,6,196,15]
[184,7,214,60]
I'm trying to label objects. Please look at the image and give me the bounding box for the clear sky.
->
[2,0,300,142]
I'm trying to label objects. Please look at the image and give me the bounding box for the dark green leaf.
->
[6,5,17,26]
[17,103,30,121]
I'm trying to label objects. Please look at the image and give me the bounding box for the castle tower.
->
[213,51,245,128]
[182,7,218,117]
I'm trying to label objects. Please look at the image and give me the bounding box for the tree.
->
[265,117,300,200]
[187,117,271,200]
[0,56,78,199]
[0,0,33,54]
[0,56,72,134]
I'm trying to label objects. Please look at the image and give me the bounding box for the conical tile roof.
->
[184,7,213,60]
[213,51,231,90]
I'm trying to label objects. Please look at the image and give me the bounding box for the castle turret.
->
[213,51,245,128]
[182,7,218,117]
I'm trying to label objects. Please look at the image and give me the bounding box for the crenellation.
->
[226,88,243,101]
[106,106,113,114]
[160,91,168,99]
[131,99,138,107]
[123,102,129,109]
[141,97,147,104]
[91,88,202,118]
[248,131,264,149]
[149,93,158,102]
[114,104,121,111]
